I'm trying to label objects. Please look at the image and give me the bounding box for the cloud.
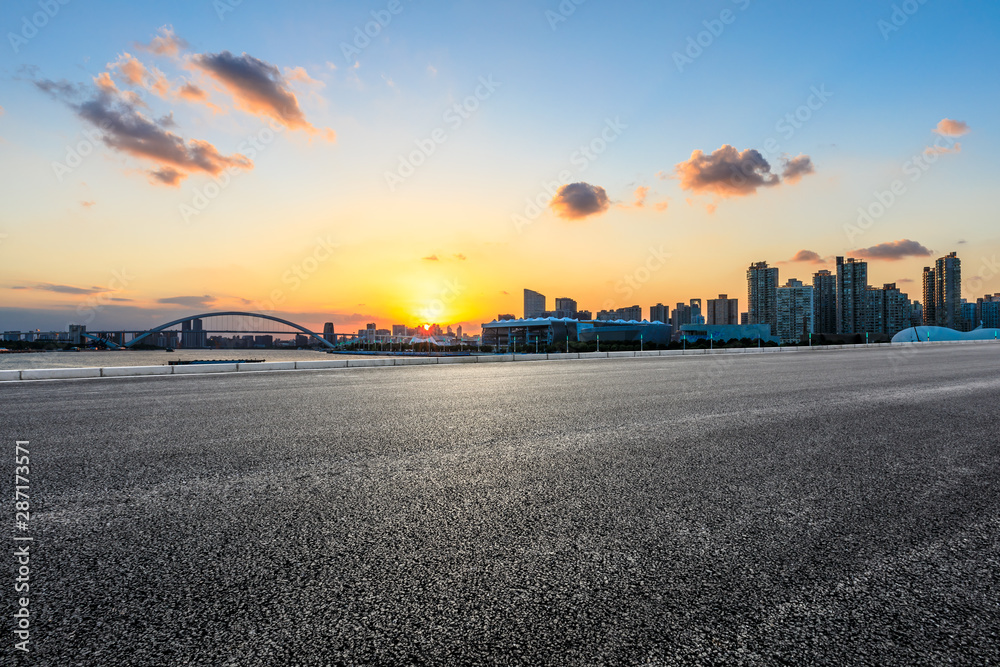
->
[14,282,108,295]
[632,186,649,208]
[34,76,252,186]
[957,239,967,244]
[850,239,932,261]
[925,143,961,155]
[157,295,214,308]
[136,25,188,58]
[933,118,969,137]
[788,249,825,264]
[454,253,467,260]
[897,278,914,283]
[284,66,323,87]
[781,154,815,183]
[654,201,669,212]
[80,200,95,208]
[192,51,334,138]
[109,52,170,97]
[674,144,813,198]
[422,255,439,261]
[549,182,611,220]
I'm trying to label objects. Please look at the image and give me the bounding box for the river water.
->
[0,348,391,370]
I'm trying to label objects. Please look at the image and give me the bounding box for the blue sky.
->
[1,0,998,331]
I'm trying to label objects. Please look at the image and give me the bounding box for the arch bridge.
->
[126,311,338,349]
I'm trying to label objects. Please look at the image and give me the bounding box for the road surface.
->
[3,344,999,665]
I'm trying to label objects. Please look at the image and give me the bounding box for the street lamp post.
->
[596,334,600,353]
[640,334,643,353]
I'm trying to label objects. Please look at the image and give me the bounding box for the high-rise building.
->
[812,269,837,334]
[650,303,670,323]
[392,324,407,337]
[671,302,692,331]
[706,294,739,325]
[880,283,913,336]
[747,261,778,335]
[599,305,642,321]
[960,301,976,332]
[976,294,1000,329]
[457,325,463,339]
[554,297,577,317]
[689,298,703,325]
[934,252,963,329]
[524,289,546,318]
[366,322,376,343]
[323,322,335,343]
[836,256,867,335]
[922,266,936,326]
[776,279,814,343]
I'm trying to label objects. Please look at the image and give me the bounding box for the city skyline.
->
[2,2,999,335]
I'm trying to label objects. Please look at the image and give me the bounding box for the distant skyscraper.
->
[707,294,739,325]
[879,283,913,336]
[934,252,963,329]
[922,266,936,326]
[812,269,837,334]
[457,325,463,339]
[323,322,335,342]
[650,303,670,323]
[976,294,1000,329]
[671,302,692,331]
[836,256,867,335]
[366,322,376,343]
[524,289,546,318]
[776,279,814,343]
[689,298,703,325]
[554,297,577,317]
[747,261,778,335]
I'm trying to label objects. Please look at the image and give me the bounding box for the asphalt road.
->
[3,345,999,665]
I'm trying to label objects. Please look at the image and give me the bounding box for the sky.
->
[2,0,999,335]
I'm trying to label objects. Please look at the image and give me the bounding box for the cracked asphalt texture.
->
[3,344,999,665]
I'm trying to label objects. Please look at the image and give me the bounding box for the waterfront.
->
[0,348,391,370]
[3,345,998,665]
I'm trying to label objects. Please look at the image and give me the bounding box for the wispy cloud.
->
[193,51,334,138]
[157,295,215,308]
[850,239,932,261]
[13,282,109,295]
[135,25,188,58]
